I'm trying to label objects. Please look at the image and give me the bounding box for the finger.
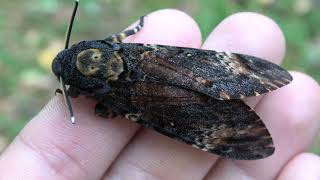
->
[104,11,285,180]
[199,12,286,179]
[0,96,139,180]
[202,13,285,62]
[207,72,320,179]
[203,12,286,108]
[104,130,216,179]
[0,9,201,180]
[278,153,320,180]
[234,72,320,178]
[124,9,202,47]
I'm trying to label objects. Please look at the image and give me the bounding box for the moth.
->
[52,0,292,160]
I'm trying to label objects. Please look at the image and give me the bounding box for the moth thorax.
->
[76,48,124,81]
[106,51,124,82]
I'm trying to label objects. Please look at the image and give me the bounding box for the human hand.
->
[1,10,320,180]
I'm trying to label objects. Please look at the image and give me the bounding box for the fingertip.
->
[256,72,320,141]
[124,9,202,48]
[262,71,320,128]
[281,71,320,127]
[232,72,320,179]
[278,153,320,180]
[289,71,320,88]
[203,12,286,64]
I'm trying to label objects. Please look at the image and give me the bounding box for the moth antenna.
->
[61,0,79,124]
[65,0,79,49]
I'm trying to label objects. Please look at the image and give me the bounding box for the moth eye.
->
[94,56,99,59]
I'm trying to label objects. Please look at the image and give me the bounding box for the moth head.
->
[52,48,71,81]
[52,40,124,83]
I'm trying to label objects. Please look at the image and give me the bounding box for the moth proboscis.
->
[51,1,292,160]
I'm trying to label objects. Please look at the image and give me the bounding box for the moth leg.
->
[55,88,63,95]
[55,86,80,98]
[66,86,81,98]
[93,84,112,99]
[95,102,118,118]
[95,95,118,118]
[105,16,145,43]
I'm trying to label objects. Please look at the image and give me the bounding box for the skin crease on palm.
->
[0,9,320,180]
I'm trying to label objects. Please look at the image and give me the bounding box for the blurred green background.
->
[0,0,319,154]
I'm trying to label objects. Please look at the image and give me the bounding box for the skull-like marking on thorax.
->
[76,48,124,81]
[106,51,124,82]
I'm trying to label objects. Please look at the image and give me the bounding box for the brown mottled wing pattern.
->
[110,82,274,160]
[122,43,292,100]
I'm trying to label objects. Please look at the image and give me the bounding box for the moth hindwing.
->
[52,12,292,160]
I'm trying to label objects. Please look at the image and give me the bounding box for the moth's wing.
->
[112,82,275,160]
[130,44,292,99]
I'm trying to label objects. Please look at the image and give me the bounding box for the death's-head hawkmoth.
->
[52,1,292,160]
